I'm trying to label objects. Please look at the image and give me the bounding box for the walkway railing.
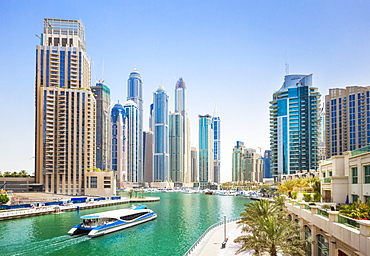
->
[183,217,240,256]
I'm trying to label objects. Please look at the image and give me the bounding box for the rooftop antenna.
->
[99,60,105,83]
[91,59,97,84]
[285,50,289,75]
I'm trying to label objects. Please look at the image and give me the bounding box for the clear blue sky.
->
[1,0,370,181]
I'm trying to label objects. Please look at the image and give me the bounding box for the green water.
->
[0,192,251,256]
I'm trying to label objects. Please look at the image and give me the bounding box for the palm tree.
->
[235,199,305,256]
[235,216,305,255]
[237,199,282,231]
[128,189,134,199]
[278,179,296,197]
[140,188,145,198]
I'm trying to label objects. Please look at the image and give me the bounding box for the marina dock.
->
[0,197,160,221]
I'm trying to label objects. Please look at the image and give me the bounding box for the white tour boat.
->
[68,205,157,237]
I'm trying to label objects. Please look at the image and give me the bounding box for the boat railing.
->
[183,216,240,256]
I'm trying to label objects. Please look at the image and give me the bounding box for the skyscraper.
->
[111,103,127,187]
[35,19,95,195]
[324,86,370,158]
[270,74,320,181]
[92,82,111,171]
[262,150,272,179]
[152,86,169,182]
[232,141,246,182]
[212,110,221,183]
[143,131,153,183]
[169,112,183,182]
[190,147,198,182]
[170,78,191,183]
[127,69,143,178]
[198,114,214,188]
[232,141,263,182]
[124,100,140,182]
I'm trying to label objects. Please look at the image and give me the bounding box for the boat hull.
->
[88,214,157,237]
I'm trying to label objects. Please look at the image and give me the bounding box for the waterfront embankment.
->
[0,195,160,221]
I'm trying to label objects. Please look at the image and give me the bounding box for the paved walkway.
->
[190,221,254,256]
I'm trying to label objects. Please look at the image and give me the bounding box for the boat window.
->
[120,211,150,221]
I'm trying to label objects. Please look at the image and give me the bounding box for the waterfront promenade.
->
[188,221,254,256]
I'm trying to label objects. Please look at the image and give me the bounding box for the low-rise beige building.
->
[85,170,116,197]
[319,146,370,204]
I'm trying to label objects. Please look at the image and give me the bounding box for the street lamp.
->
[224,215,227,241]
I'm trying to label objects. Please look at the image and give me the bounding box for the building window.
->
[352,167,358,184]
[365,196,370,204]
[304,226,312,256]
[90,177,97,188]
[329,171,332,177]
[317,234,329,256]
[365,166,370,183]
[352,194,358,202]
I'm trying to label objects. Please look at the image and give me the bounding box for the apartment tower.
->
[269,74,320,181]
[325,86,370,158]
[35,19,95,195]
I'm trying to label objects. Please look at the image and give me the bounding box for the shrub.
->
[291,191,298,199]
[0,194,9,205]
[313,191,322,202]
[303,193,312,202]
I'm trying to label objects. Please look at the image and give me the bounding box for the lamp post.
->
[224,215,226,241]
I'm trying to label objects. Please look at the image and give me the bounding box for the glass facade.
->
[127,69,143,180]
[124,101,140,182]
[111,103,126,184]
[153,87,169,182]
[212,115,221,183]
[199,115,213,185]
[270,74,320,180]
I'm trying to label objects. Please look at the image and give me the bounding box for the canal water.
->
[0,192,252,256]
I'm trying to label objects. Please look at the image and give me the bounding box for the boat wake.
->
[11,235,90,255]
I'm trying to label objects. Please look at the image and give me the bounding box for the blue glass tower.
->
[199,114,213,188]
[212,111,221,183]
[262,150,272,178]
[111,103,127,186]
[153,86,169,182]
[270,74,320,181]
[124,100,141,182]
[127,69,143,179]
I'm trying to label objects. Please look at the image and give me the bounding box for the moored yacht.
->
[68,205,157,237]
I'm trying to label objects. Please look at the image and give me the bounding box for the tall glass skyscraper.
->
[198,114,214,187]
[270,74,320,181]
[92,82,111,171]
[169,78,191,183]
[111,103,127,187]
[152,86,169,182]
[35,19,95,195]
[169,112,183,182]
[127,69,143,178]
[212,111,221,183]
[124,100,141,182]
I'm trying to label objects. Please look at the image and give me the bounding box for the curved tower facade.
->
[111,103,127,187]
[153,86,169,182]
[127,69,143,179]
[270,74,320,181]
